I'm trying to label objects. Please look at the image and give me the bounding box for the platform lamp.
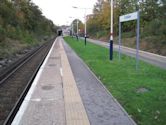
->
[73,6,91,45]
[109,0,114,60]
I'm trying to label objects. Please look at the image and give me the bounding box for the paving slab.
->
[59,39,90,125]
[12,37,90,125]
[62,38,137,125]
[12,38,65,125]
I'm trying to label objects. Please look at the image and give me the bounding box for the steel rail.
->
[1,38,55,125]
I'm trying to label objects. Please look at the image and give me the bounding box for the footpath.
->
[85,38,166,69]
[11,37,136,125]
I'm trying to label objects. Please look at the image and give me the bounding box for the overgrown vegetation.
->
[74,0,166,55]
[0,0,57,58]
[64,36,166,125]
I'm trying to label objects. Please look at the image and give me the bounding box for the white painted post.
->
[136,11,140,70]
[109,0,114,60]
[118,21,121,60]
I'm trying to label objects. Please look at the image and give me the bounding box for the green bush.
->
[21,32,38,45]
[122,31,135,38]
[96,31,108,39]
[144,19,165,36]
[158,20,166,36]
[0,26,5,42]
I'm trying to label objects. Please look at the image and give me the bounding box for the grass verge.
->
[64,36,166,125]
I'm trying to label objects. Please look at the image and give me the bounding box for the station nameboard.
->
[119,11,140,70]
[120,11,138,22]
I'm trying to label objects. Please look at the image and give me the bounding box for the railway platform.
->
[11,37,136,125]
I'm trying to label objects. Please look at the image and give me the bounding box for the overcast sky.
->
[32,0,97,26]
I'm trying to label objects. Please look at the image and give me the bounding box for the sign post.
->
[119,11,140,70]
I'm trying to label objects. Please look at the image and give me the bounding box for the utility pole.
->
[84,9,87,45]
[110,0,114,60]
[76,19,79,41]
[71,22,74,37]
[69,16,74,37]
[73,6,91,45]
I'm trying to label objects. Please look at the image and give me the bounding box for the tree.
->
[0,0,56,41]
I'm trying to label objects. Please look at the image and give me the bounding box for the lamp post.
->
[71,22,74,37]
[73,6,91,45]
[69,16,75,38]
[110,0,114,60]
[72,7,79,41]
[77,19,79,40]
[84,10,87,45]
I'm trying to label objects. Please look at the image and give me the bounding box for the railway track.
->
[0,38,55,125]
